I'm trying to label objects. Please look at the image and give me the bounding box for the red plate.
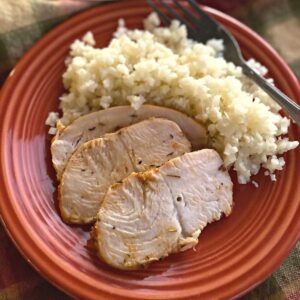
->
[0,1,299,299]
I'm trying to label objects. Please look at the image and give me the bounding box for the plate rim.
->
[0,1,299,299]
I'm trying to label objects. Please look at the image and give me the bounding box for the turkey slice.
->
[52,105,207,179]
[60,118,191,224]
[93,149,233,270]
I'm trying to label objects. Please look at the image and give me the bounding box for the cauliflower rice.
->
[48,13,299,184]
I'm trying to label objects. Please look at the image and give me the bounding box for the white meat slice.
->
[51,105,207,179]
[60,118,191,224]
[93,149,233,270]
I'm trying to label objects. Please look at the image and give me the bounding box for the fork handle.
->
[241,62,300,125]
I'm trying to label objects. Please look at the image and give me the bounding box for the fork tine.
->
[158,0,185,23]
[186,0,242,60]
[173,0,212,39]
[147,0,171,26]
[173,0,201,25]
[172,0,222,42]
[187,0,222,29]
[158,0,198,37]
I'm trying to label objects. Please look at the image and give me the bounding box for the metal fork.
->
[147,0,300,125]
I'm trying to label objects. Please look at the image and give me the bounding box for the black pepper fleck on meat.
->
[167,152,174,156]
[166,174,181,178]
[218,164,227,172]
[75,136,82,146]
[88,127,96,131]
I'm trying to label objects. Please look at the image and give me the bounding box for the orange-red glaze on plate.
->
[0,1,299,299]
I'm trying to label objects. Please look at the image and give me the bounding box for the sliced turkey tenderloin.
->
[59,118,191,224]
[51,105,207,179]
[93,149,233,270]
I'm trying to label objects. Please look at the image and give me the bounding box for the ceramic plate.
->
[0,1,299,299]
